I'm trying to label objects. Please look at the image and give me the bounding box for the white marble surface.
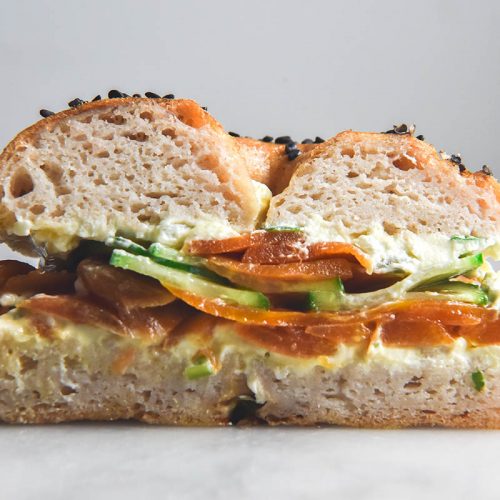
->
[1,424,500,500]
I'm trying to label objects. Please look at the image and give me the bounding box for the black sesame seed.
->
[39,109,55,118]
[163,94,175,99]
[450,154,462,165]
[132,94,141,98]
[108,90,124,99]
[145,92,160,98]
[285,141,297,152]
[393,123,409,134]
[92,95,102,101]
[201,106,208,111]
[314,136,325,144]
[301,138,313,144]
[481,165,492,176]
[459,164,467,173]
[228,131,240,137]
[261,136,273,142]
[68,98,85,108]
[275,135,292,144]
[416,134,425,141]
[287,149,300,161]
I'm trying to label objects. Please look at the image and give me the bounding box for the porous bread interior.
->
[1,315,499,428]
[0,100,260,252]
[266,132,500,241]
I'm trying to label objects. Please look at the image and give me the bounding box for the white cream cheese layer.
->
[284,217,500,274]
[10,180,272,254]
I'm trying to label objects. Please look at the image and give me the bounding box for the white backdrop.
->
[0,0,499,261]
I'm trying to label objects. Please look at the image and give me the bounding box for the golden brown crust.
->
[234,137,315,192]
[4,397,499,428]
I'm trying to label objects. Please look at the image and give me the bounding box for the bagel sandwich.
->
[0,94,498,427]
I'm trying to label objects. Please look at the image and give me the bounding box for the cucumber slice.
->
[409,253,483,289]
[450,235,483,242]
[110,250,270,309]
[307,278,345,311]
[106,236,148,256]
[184,356,214,380]
[148,242,205,267]
[410,280,489,306]
[147,243,227,283]
[263,226,302,232]
[309,254,486,312]
[109,239,226,283]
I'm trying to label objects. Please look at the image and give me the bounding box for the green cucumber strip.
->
[411,280,489,305]
[310,254,486,311]
[110,250,270,309]
[409,253,483,289]
[406,289,489,306]
[184,357,214,380]
[280,279,348,293]
[471,370,485,391]
[450,235,482,242]
[107,237,225,281]
[308,278,344,311]
[148,243,229,283]
[263,226,302,232]
[148,243,205,266]
[106,236,148,256]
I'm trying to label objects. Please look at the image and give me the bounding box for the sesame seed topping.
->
[39,109,55,118]
[228,131,240,137]
[287,149,300,161]
[201,106,208,111]
[108,90,125,99]
[261,136,273,142]
[384,124,416,135]
[92,95,102,101]
[275,136,292,144]
[314,136,325,143]
[449,154,462,165]
[285,141,297,152]
[68,98,85,108]
[459,164,467,173]
[145,92,160,98]
[163,94,175,99]
[416,134,425,141]
[481,165,492,176]
[301,138,313,144]
[132,94,141,98]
